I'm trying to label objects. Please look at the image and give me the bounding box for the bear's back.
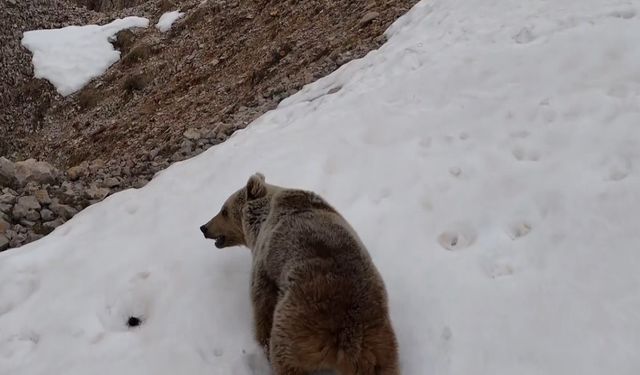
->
[259,189,382,290]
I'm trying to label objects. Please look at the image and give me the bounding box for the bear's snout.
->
[200,224,226,247]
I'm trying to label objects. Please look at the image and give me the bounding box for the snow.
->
[21,17,149,96]
[3,0,640,374]
[156,11,184,32]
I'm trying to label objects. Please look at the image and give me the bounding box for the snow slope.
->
[21,17,149,96]
[3,0,640,374]
[156,11,184,32]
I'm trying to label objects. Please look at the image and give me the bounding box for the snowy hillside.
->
[21,17,149,96]
[2,0,640,374]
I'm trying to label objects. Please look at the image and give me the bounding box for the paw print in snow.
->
[484,261,515,279]
[513,27,535,44]
[0,331,40,361]
[438,223,477,251]
[0,266,40,317]
[512,146,540,162]
[506,220,532,240]
[604,155,631,181]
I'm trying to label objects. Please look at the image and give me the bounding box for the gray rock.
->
[0,193,16,205]
[359,11,380,27]
[23,181,40,194]
[50,201,78,220]
[102,177,121,188]
[0,235,8,251]
[147,148,160,161]
[2,187,18,195]
[133,178,148,189]
[20,219,36,227]
[180,139,194,153]
[9,233,26,248]
[61,181,77,196]
[40,208,55,221]
[43,218,65,231]
[67,161,89,181]
[0,217,10,233]
[0,157,16,187]
[14,159,59,186]
[34,189,52,205]
[89,159,105,174]
[0,194,16,204]
[183,128,201,140]
[12,196,41,219]
[0,203,11,214]
[28,233,44,242]
[17,196,41,210]
[86,184,110,200]
[4,229,16,240]
[25,209,40,221]
[12,205,27,219]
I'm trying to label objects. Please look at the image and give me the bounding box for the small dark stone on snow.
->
[127,316,142,327]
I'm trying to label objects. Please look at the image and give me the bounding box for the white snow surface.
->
[156,11,184,32]
[21,17,149,96]
[3,0,640,374]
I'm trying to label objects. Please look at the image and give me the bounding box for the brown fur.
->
[200,173,400,375]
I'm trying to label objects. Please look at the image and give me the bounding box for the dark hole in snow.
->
[127,316,142,327]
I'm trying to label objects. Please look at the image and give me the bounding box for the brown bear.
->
[200,173,399,375]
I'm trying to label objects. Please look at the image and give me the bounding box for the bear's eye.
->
[221,207,228,217]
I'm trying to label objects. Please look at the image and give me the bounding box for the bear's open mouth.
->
[214,235,226,248]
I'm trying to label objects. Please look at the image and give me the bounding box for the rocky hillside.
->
[73,0,148,11]
[0,0,417,251]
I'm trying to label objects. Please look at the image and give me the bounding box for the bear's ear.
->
[246,173,267,200]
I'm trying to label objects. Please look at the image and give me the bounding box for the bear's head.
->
[199,173,267,248]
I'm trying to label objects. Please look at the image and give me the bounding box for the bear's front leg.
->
[251,266,279,358]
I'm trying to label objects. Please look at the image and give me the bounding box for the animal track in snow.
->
[484,261,515,279]
[0,267,40,316]
[512,146,540,162]
[98,271,154,332]
[416,136,432,158]
[506,220,532,240]
[371,188,392,203]
[420,195,433,211]
[449,166,462,177]
[435,325,454,370]
[509,130,530,139]
[606,8,637,20]
[603,155,631,181]
[399,48,422,71]
[438,223,477,251]
[0,331,40,361]
[441,326,452,341]
[513,27,536,44]
[419,136,432,148]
